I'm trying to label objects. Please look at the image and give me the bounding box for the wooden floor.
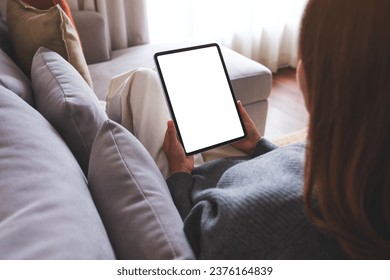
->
[264,67,309,139]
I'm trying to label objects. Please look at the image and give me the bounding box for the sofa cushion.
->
[31,47,107,175]
[6,0,92,87]
[72,10,110,64]
[0,48,34,105]
[88,119,195,260]
[0,86,115,259]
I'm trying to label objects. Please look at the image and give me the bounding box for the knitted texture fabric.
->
[168,139,344,259]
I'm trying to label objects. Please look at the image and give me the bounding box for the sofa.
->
[0,0,271,259]
[70,9,272,135]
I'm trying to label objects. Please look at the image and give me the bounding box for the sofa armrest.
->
[72,10,110,64]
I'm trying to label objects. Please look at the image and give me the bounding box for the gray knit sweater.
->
[167,139,344,259]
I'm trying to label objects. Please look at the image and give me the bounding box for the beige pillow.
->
[6,0,93,88]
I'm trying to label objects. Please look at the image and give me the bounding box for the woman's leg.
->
[106,68,172,178]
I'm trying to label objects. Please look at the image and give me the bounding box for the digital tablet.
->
[154,43,246,155]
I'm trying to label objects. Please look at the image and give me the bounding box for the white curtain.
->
[146,0,308,72]
[95,0,150,50]
[68,0,150,51]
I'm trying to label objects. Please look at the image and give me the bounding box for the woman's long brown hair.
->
[300,0,390,259]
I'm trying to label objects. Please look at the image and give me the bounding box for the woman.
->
[299,0,390,259]
[163,0,390,259]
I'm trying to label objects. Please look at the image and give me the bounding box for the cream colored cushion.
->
[6,0,93,87]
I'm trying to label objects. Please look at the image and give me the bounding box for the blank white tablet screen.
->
[155,44,245,154]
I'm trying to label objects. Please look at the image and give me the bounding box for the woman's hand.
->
[232,100,262,155]
[163,120,194,175]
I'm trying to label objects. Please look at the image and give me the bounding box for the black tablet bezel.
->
[154,43,246,156]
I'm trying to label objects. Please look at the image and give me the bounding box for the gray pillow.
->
[0,86,115,259]
[0,48,34,105]
[31,47,108,175]
[88,119,195,260]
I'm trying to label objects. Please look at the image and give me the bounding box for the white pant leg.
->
[106,68,171,178]
[129,69,172,178]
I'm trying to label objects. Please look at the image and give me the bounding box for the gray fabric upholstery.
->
[0,48,33,105]
[72,11,110,64]
[31,47,108,175]
[88,119,195,260]
[244,100,268,138]
[88,42,272,103]
[0,86,115,259]
[222,47,272,105]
